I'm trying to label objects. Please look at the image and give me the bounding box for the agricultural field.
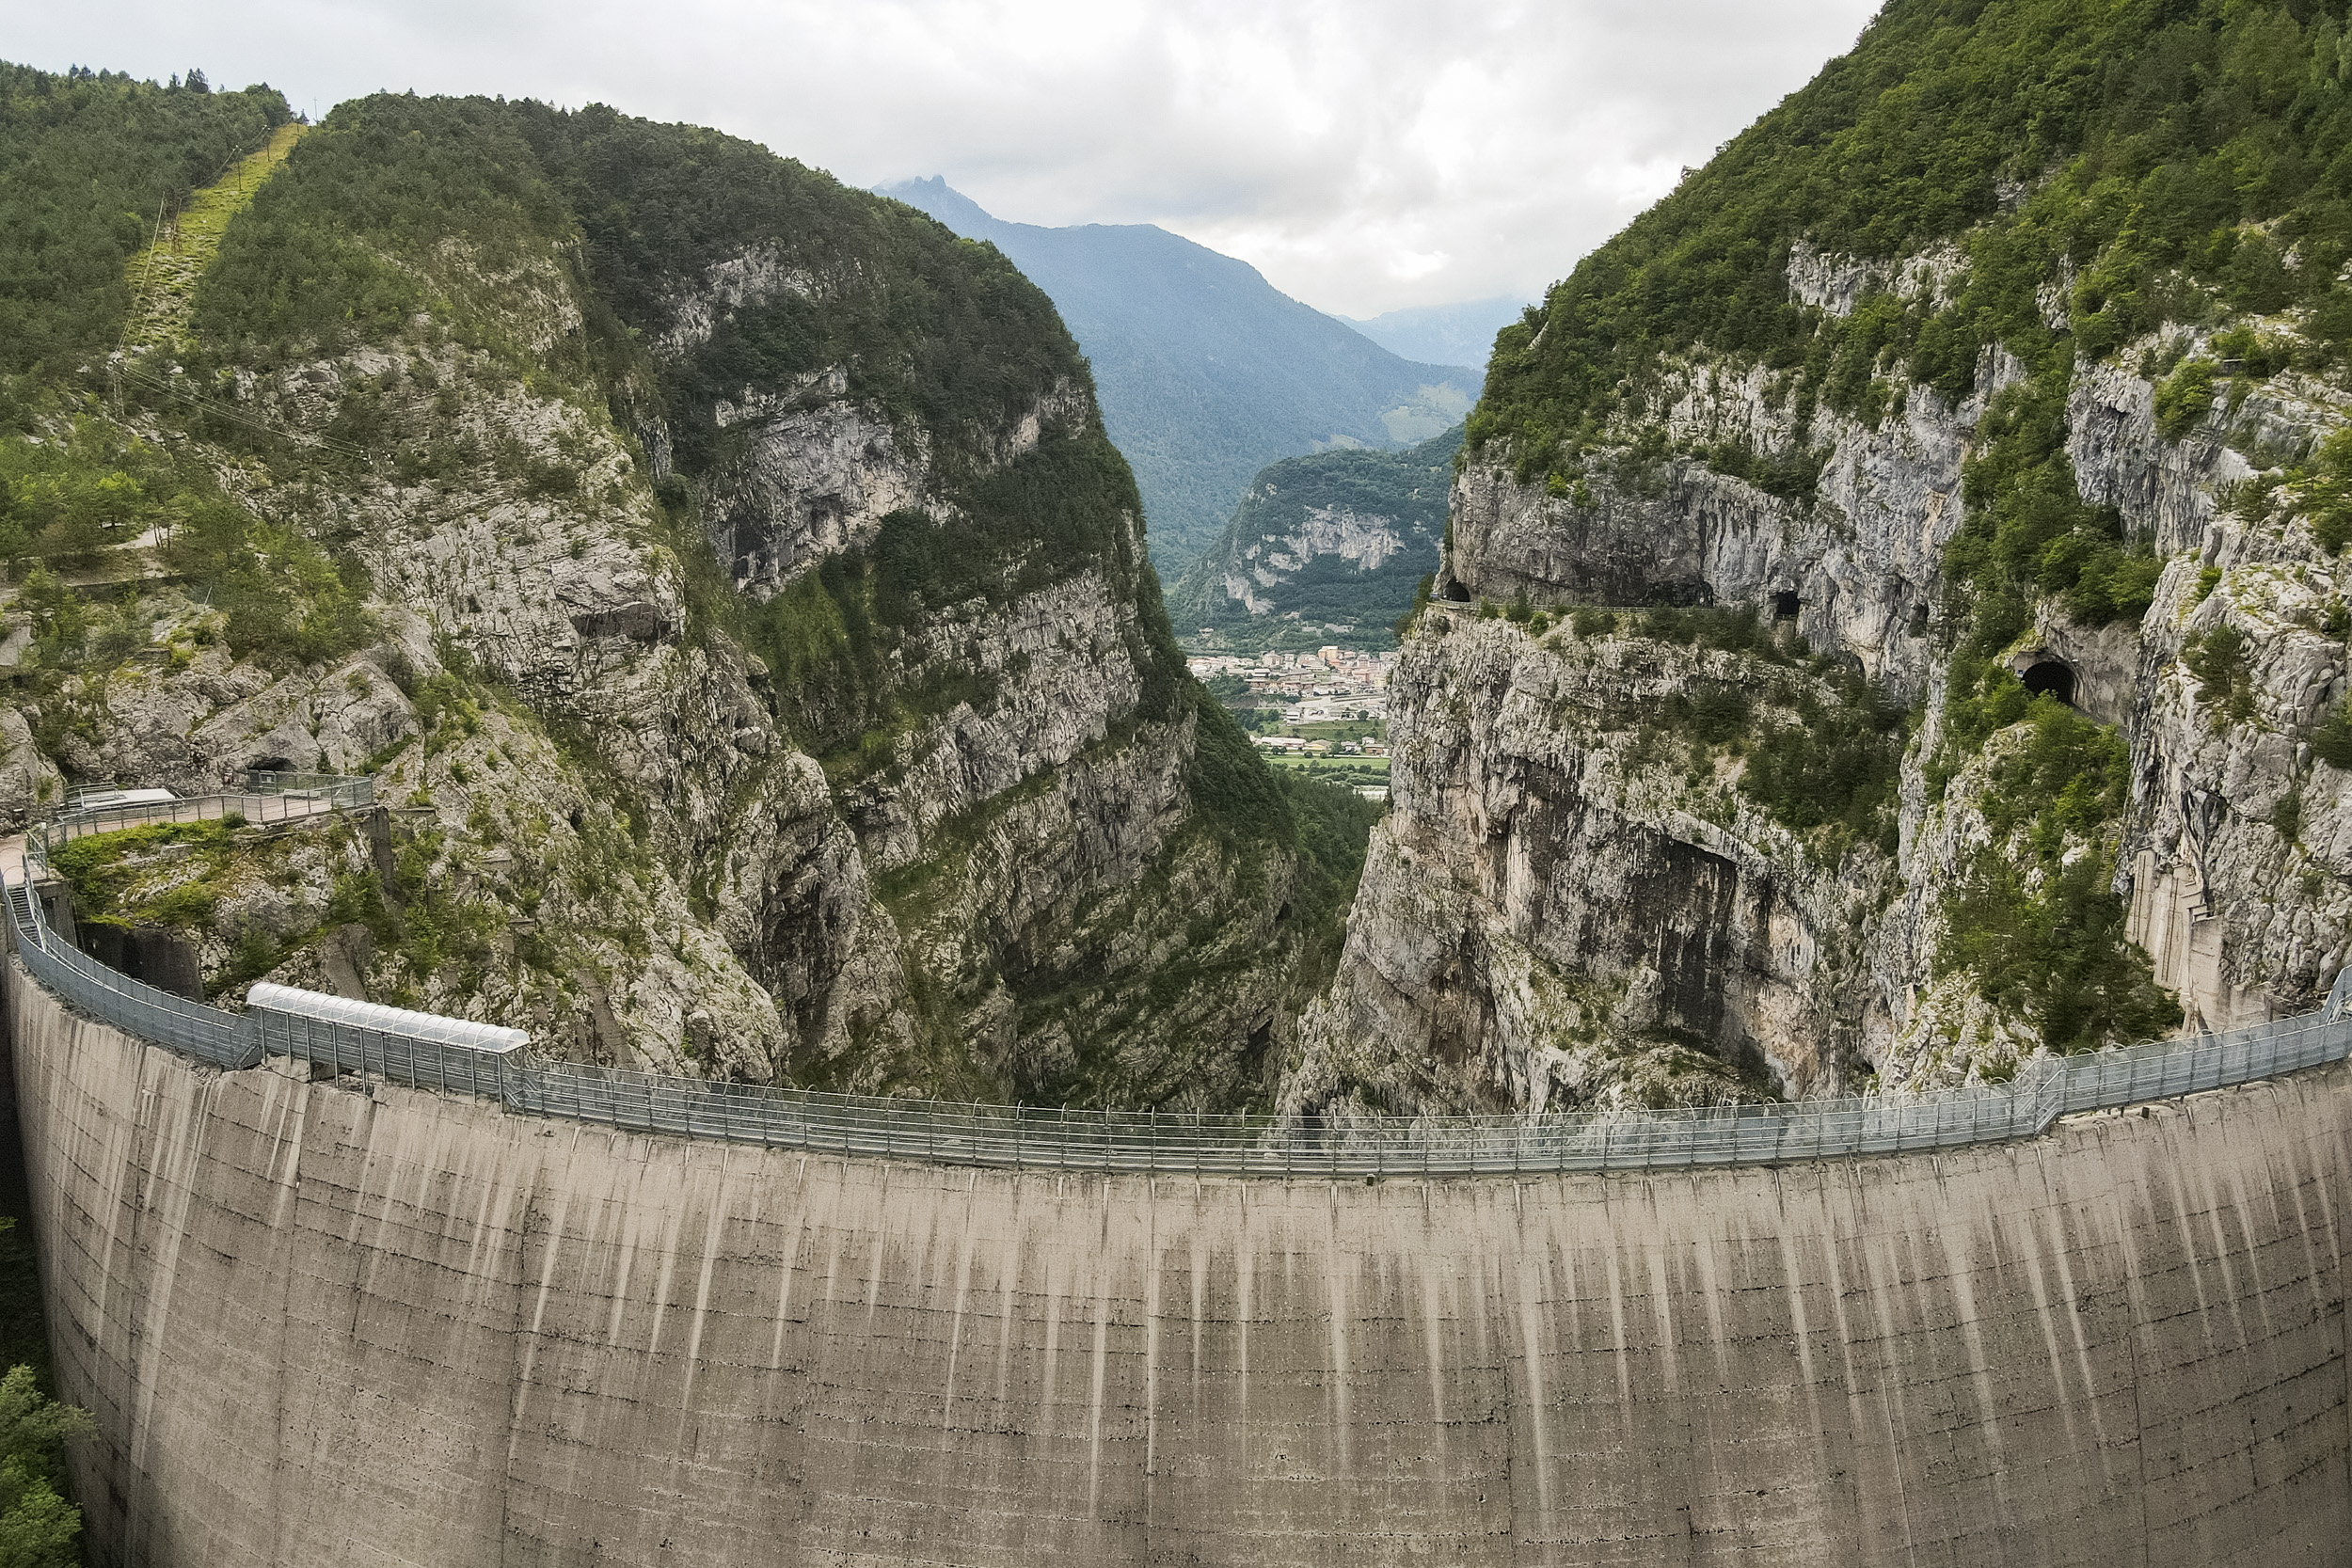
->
[1260,753,1390,793]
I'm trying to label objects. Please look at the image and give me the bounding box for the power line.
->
[114,362,378,467]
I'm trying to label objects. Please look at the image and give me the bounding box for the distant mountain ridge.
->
[877,176,1478,567]
[1340,297,1530,370]
[1166,425,1460,655]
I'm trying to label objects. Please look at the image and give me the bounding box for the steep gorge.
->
[0,78,1352,1109]
[1289,0,2352,1117]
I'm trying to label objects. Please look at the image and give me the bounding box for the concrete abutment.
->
[5,957,2348,1566]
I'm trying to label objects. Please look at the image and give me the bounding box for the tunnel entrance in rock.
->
[2021,659,2075,705]
[1643,578,1715,609]
[1772,591,1800,620]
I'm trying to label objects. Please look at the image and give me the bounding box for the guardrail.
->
[492,1017,2352,1174]
[31,780,374,861]
[239,769,376,800]
[8,784,2350,1175]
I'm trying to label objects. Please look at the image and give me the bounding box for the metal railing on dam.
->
[8,782,2352,1176]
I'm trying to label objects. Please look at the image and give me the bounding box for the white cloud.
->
[10,0,1882,316]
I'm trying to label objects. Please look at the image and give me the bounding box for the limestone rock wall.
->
[1286,617,1893,1117]
[11,961,2347,1568]
[1352,238,2352,1105]
[1223,504,1423,612]
[8,102,1313,1105]
[1442,348,2021,701]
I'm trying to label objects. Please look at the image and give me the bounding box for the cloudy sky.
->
[13,0,1882,318]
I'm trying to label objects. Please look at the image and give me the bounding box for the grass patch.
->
[44,819,239,930]
[123,120,306,352]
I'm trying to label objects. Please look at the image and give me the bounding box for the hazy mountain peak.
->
[876,177,1480,567]
[880,175,1001,238]
[1340,296,1532,371]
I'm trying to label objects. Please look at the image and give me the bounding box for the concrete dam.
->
[4,955,2348,1568]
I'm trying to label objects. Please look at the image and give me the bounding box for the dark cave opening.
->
[2021,659,2075,705]
[1771,590,1800,620]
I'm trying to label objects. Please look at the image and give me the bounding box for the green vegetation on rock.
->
[1928,375,2172,1044]
[1167,426,1459,653]
[1743,673,1907,847]
[1946,374,2161,633]
[1476,0,2352,485]
[192,95,579,369]
[0,63,287,385]
[1935,702,2176,1051]
[1611,608,1908,852]
[1,413,369,646]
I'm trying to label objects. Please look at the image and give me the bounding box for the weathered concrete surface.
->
[7,959,2349,1568]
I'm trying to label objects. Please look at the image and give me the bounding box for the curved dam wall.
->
[6,959,2350,1568]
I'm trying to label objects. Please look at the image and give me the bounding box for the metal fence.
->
[29,779,374,862]
[8,785,2350,1176]
[239,769,378,801]
[492,1012,2350,1176]
[245,985,519,1101]
[8,884,251,1064]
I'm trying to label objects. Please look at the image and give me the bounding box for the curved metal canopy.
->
[246,983,527,1054]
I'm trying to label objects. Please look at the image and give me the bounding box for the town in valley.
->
[1186,646,1396,799]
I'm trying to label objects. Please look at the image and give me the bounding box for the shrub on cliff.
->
[1946,376,2155,631]
[1662,683,1753,747]
[1939,842,2179,1053]
[2296,427,2352,552]
[2182,623,2258,725]
[1741,674,1905,845]
[1639,604,1782,659]
[2153,357,2217,440]
[0,415,373,670]
[1932,696,2173,1050]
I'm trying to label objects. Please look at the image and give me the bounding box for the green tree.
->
[0,1226,91,1568]
[2153,357,2217,440]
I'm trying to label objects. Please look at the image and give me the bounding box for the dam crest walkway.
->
[8,777,2351,1178]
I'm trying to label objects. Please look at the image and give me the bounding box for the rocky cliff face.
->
[1441,323,2008,697]
[5,87,1329,1108]
[1165,428,1454,654]
[1285,613,1891,1117]
[1224,506,1415,612]
[1286,0,2352,1117]
[1292,242,2350,1117]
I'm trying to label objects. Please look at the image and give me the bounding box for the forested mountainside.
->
[1287,0,2352,1118]
[0,67,1369,1109]
[877,177,1479,568]
[1165,426,1458,653]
